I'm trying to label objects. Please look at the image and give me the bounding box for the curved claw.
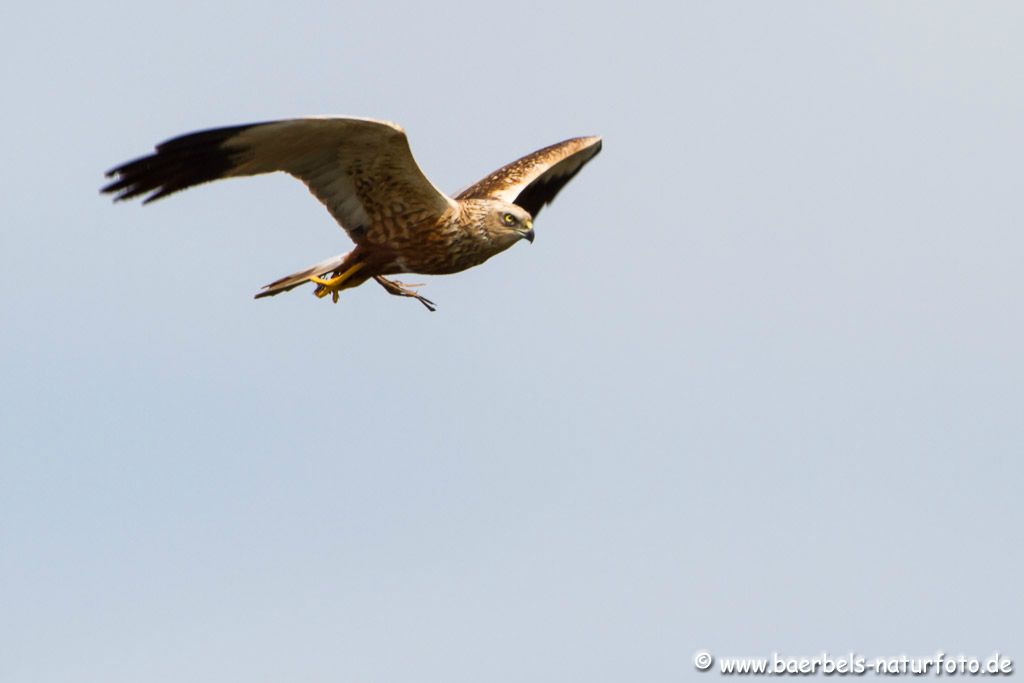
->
[375,276,438,312]
[413,294,437,312]
[310,263,364,304]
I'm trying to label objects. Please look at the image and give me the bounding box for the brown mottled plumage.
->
[102,116,601,311]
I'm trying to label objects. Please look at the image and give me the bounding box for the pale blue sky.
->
[2,2,1021,681]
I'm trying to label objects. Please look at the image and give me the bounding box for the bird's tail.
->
[254,251,352,299]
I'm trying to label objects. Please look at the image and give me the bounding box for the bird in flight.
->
[103,117,601,311]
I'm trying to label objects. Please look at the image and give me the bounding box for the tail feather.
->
[254,251,351,299]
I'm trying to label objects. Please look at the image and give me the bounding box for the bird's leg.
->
[374,276,437,312]
[309,263,365,304]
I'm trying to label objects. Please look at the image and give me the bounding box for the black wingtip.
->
[101,122,263,205]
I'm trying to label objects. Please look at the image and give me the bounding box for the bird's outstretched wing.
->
[102,117,457,242]
[455,136,601,219]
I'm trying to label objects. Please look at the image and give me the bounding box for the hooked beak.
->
[519,220,535,244]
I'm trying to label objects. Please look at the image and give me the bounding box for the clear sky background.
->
[2,2,1021,681]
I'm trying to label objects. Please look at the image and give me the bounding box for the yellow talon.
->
[310,263,364,303]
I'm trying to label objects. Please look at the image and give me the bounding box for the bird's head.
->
[484,202,534,249]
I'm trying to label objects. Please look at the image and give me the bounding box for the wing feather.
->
[456,136,601,219]
[102,117,456,241]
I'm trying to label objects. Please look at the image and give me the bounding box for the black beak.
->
[521,220,535,243]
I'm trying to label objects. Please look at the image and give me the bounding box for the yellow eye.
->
[502,212,517,226]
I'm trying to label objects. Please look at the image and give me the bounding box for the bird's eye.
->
[502,212,517,226]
